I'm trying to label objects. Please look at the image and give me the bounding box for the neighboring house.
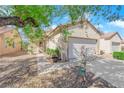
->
[121,40,124,51]
[45,20,102,61]
[99,32,122,54]
[0,26,22,56]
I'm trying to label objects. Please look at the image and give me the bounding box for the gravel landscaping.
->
[21,66,115,88]
[0,53,115,88]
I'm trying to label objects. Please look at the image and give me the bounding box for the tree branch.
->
[0,16,37,27]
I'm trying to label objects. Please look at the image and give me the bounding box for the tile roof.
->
[101,32,122,40]
[101,32,117,40]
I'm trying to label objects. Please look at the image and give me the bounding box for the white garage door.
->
[68,37,97,61]
[112,42,120,52]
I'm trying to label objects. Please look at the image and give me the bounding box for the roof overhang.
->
[46,20,102,39]
[101,32,122,40]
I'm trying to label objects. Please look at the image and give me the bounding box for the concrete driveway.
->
[87,58,124,88]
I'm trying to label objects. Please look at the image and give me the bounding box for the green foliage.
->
[46,48,60,57]
[4,30,19,47]
[13,6,56,47]
[13,6,56,26]
[5,37,14,47]
[23,24,44,44]
[0,6,14,16]
[113,52,124,60]
[20,41,29,52]
[62,29,72,41]
[0,6,57,52]
[0,5,122,25]
[62,5,122,23]
[3,30,20,48]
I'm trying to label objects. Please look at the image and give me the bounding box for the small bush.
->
[46,48,60,57]
[113,52,124,60]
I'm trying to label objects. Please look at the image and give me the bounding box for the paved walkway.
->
[87,58,124,88]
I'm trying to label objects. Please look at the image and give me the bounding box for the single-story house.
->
[45,20,124,61]
[99,32,122,54]
[45,20,102,61]
[0,26,22,56]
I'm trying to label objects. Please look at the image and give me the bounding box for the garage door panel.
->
[68,38,97,60]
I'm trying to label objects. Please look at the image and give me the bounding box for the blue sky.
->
[51,6,124,39]
[93,6,124,39]
[94,20,124,38]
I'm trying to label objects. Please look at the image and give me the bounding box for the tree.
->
[0,6,14,17]
[61,5,122,23]
[0,6,58,53]
[0,5,123,53]
[13,6,56,44]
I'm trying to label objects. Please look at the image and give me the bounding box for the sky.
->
[94,20,124,39]
[93,6,124,39]
[51,6,124,39]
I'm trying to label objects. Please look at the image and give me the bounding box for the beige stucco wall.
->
[0,30,21,56]
[46,33,68,60]
[99,39,112,54]
[68,24,100,39]
[46,33,61,49]
[111,34,121,42]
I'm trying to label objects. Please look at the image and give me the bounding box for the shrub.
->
[113,52,124,60]
[46,48,60,57]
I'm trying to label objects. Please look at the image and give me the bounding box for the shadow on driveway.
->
[0,54,117,88]
[0,53,49,88]
[87,59,124,88]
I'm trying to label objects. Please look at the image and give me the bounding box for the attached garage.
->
[112,42,120,52]
[68,37,97,60]
[46,20,101,61]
